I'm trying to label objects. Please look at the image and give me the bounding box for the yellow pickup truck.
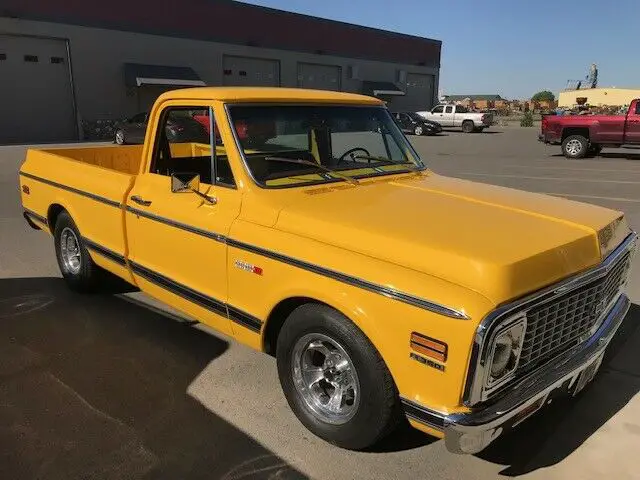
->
[20,87,637,454]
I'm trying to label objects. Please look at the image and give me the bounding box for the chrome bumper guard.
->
[443,293,630,454]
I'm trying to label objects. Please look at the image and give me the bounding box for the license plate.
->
[573,352,604,396]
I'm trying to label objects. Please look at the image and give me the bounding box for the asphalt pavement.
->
[1,129,639,479]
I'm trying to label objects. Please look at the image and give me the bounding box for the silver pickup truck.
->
[417,104,492,133]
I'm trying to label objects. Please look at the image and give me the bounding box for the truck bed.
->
[38,144,144,175]
[19,145,140,280]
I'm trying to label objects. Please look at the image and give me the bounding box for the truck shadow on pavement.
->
[0,277,307,480]
[478,302,640,477]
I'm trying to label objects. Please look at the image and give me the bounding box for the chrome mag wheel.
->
[60,227,82,274]
[291,333,360,425]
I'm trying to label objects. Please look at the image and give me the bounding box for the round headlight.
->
[490,336,513,378]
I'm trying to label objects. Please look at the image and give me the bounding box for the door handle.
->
[130,195,152,206]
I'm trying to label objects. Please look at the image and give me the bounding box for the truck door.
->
[125,103,240,336]
[624,101,640,144]
[431,105,445,125]
[443,105,455,127]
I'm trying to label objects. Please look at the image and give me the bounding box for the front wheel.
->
[277,304,401,450]
[54,212,103,292]
[462,121,475,133]
[414,125,424,136]
[562,135,589,159]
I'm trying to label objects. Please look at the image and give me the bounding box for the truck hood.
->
[275,173,626,304]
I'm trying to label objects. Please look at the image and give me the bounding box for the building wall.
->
[0,18,439,141]
[558,88,640,107]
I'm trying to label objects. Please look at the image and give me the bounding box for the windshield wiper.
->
[353,156,422,171]
[264,156,359,185]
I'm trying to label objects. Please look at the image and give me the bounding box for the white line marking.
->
[460,172,640,185]
[542,193,640,203]
[505,164,640,174]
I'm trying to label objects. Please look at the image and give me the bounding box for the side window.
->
[635,102,640,115]
[432,106,444,114]
[151,107,236,187]
[445,106,454,114]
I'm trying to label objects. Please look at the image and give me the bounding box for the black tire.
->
[277,304,401,450]
[462,120,474,133]
[115,129,126,145]
[562,135,589,159]
[414,125,424,136]
[54,211,102,292]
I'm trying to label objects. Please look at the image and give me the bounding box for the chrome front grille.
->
[518,251,632,373]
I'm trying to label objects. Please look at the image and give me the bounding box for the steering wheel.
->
[338,147,371,165]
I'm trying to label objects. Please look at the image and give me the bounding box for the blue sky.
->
[238,0,639,99]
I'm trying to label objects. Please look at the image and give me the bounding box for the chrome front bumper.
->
[446,293,630,453]
[404,293,631,454]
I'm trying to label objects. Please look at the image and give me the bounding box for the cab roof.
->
[156,87,385,105]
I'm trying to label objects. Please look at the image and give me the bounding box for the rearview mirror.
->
[171,172,200,193]
[170,173,216,205]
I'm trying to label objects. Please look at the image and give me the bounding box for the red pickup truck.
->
[539,98,640,158]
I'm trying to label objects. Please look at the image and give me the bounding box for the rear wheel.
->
[562,135,589,159]
[462,120,475,133]
[54,212,102,292]
[115,129,126,145]
[276,304,401,450]
[414,125,424,136]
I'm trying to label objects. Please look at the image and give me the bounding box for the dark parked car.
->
[114,111,210,145]
[114,112,148,145]
[392,112,442,136]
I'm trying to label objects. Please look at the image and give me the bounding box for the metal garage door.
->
[399,73,435,111]
[297,63,341,91]
[0,35,77,144]
[222,55,279,86]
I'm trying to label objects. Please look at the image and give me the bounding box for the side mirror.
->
[171,172,200,193]
[170,173,216,205]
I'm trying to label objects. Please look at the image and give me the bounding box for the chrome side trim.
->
[227,238,469,320]
[23,208,48,226]
[19,171,121,207]
[83,236,261,332]
[463,231,637,406]
[21,171,467,319]
[129,259,262,333]
[83,237,126,266]
[125,205,226,243]
[401,398,446,430]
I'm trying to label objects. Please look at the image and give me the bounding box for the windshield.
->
[227,105,424,188]
[407,112,423,121]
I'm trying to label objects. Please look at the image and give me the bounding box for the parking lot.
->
[1,128,639,480]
